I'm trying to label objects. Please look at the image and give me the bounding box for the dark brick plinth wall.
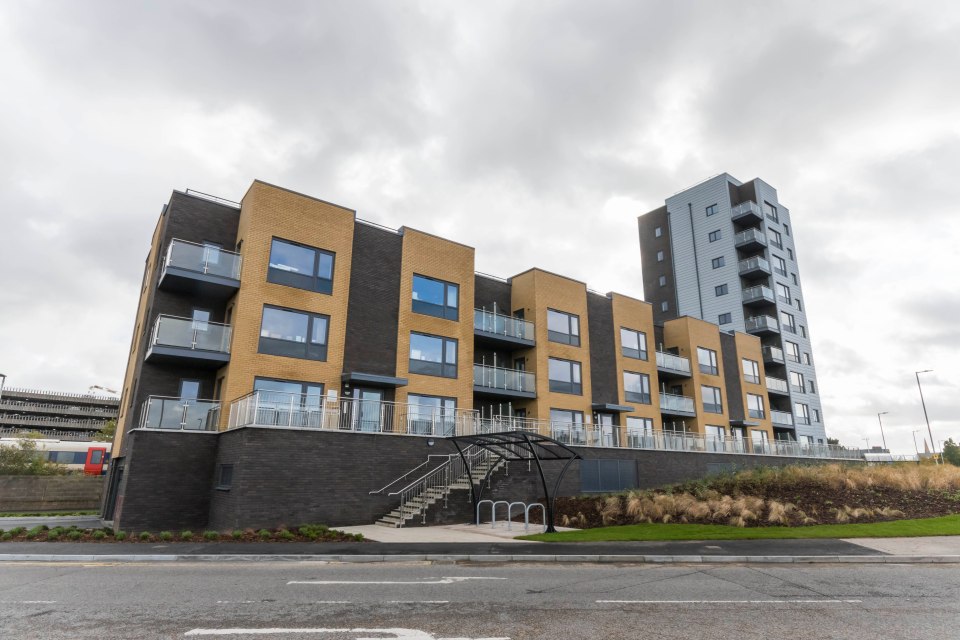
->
[0,476,104,512]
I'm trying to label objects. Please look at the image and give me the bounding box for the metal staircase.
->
[372,446,506,528]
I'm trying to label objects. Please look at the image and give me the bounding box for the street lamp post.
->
[911,430,921,456]
[0,373,6,404]
[915,370,937,465]
[876,411,889,450]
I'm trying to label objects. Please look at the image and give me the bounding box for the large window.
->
[790,371,805,392]
[623,371,651,404]
[407,394,457,436]
[258,306,329,361]
[547,309,580,346]
[796,402,811,425]
[701,385,723,414]
[776,283,791,304]
[742,358,760,384]
[772,255,787,276]
[763,201,779,222]
[620,328,648,360]
[626,416,654,448]
[409,333,458,378]
[747,393,765,419]
[697,347,718,375]
[548,357,582,395]
[412,274,459,321]
[549,408,585,444]
[267,238,334,294]
[253,378,326,426]
[769,228,783,249]
[254,377,325,401]
[785,341,801,362]
[780,310,796,333]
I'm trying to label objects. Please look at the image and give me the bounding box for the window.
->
[412,274,459,321]
[216,464,234,490]
[179,379,201,399]
[623,371,651,404]
[626,417,654,448]
[803,352,812,365]
[772,255,787,276]
[705,425,725,440]
[742,358,760,384]
[796,402,811,425]
[661,301,669,312]
[658,275,667,287]
[718,312,732,325]
[792,273,798,285]
[259,306,329,361]
[769,228,783,249]
[776,283,791,303]
[785,341,801,362]
[656,250,664,262]
[702,385,723,414]
[706,204,718,216]
[548,358,582,395]
[547,309,581,346]
[409,333,458,378]
[795,297,803,311]
[697,347,718,375]
[747,393,765,419]
[620,328,648,360]
[254,377,324,402]
[789,371,805,392]
[807,380,817,394]
[711,256,725,269]
[549,408,585,444]
[783,223,790,236]
[407,394,457,436]
[763,201,778,222]
[787,248,794,261]
[654,226,662,238]
[267,238,334,294]
[780,310,796,333]
[708,229,722,242]
[813,408,821,423]
[715,284,728,296]
[799,325,807,338]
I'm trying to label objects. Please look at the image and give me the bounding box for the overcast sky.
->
[0,1,957,453]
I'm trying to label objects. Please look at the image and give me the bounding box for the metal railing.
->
[0,415,108,429]
[771,410,794,426]
[731,201,762,219]
[474,308,535,341]
[0,400,117,415]
[734,228,767,247]
[140,396,221,431]
[656,350,691,375]
[151,315,232,353]
[745,315,779,333]
[739,256,771,275]
[766,376,789,393]
[0,427,102,441]
[742,285,775,305]
[164,238,242,280]
[473,364,535,394]
[659,393,696,414]
[0,387,118,403]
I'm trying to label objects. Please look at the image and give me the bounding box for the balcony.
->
[742,285,776,307]
[738,256,772,278]
[655,350,692,378]
[762,345,785,365]
[771,410,794,427]
[158,239,242,300]
[659,393,696,417]
[745,315,780,336]
[473,309,535,348]
[731,201,763,223]
[473,364,536,399]
[734,228,768,252]
[139,396,220,431]
[145,315,232,367]
[766,376,789,395]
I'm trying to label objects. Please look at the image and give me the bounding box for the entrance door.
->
[597,413,616,447]
[354,388,384,432]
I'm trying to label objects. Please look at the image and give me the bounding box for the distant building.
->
[0,387,118,438]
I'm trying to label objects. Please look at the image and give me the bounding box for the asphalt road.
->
[1,561,957,639]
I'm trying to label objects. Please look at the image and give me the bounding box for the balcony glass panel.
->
[141,396,220,430]
[473,309,535,342]
[153,316,231,353]
[659,393,695,414]
[656,350,691,375]
[766,376,789,393]
[473,364,535,394]
[166,239,242,280]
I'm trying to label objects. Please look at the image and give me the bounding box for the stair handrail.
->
[368,454,455,495]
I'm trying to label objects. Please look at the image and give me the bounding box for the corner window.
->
[788,248,794,261]
[808,380,817,394]
[742,358,760,384]
[258,306,329,361]
[711,256,725,269]
[784,223,790,236]
[547,309,581,346]
[701,385,723,414]
[623,371,651,404]
[718,312,732,325]
[620,328,648,360]
[697,347,718,375]
[412,274,459,321]
[705,204,718,216]
[715,284,728,296]
[813,408,821,423]
[763,201,778,222]
[409,332,458,378]
[803,352,812,365]
[708,229,721,242]
[799,325,807,338]
[747,394,765,420]
[548,357,582,395]
[267,238,334,294]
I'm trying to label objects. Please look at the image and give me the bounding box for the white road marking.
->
[385,601,450,604]
[0,600,57,604]
[288,577,506,586]
[184,628,509,639]
[596,599,863,604]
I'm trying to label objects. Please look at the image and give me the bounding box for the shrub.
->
[180,531,194,540]
[278,530,295,540]
[67,530,83,540]
[46,527,63,539]
[202,531,220,541]
[257,529,272,540]
[231,530,243,540]
[25,526,44,539]
[0,532,12,541]
[8,527,25,536]
[139,531,152,541]
[92,530,106,540]
[159,531,173,541]
[352,533,364,542]
[115,531,127,541]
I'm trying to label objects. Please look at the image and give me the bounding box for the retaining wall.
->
[0,475,104,512]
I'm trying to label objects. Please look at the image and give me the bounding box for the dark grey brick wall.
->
[720,332,745,421]
[639,205,677,325]
[474,275,512,313]
[586,293,618,405]
[114,430,219,531]
[341,223,403,378]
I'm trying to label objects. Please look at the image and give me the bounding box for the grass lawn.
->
[518,514,960,542]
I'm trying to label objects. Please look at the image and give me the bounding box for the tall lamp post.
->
[915,370,937,465]
[911,430,921,457]
[0,373,7,404]
[876,411,889,450]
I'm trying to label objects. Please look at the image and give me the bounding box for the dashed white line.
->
[596,599,863,604]
[184,628,509,639]
[0,600,57,604]
[288,577,506,586]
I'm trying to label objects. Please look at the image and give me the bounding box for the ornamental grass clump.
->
[180,531,194,540]
[202,531,220,541]
[158,531,173,541]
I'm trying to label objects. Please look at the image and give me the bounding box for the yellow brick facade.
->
[609,293,660,442]
[662,316,731,435]
[734,331,774,441]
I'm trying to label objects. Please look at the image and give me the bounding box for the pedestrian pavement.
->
[338,521,559,543]
[843,535,960,556]
[0,515,104,530]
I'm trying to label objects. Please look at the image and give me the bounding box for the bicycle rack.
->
[476,499,547,532]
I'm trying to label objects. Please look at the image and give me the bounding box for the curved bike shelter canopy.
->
[448,430,582,533]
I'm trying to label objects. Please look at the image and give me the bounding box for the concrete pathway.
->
[339,521,560,543]
[844,536,960,556]
[0,516,104,530]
